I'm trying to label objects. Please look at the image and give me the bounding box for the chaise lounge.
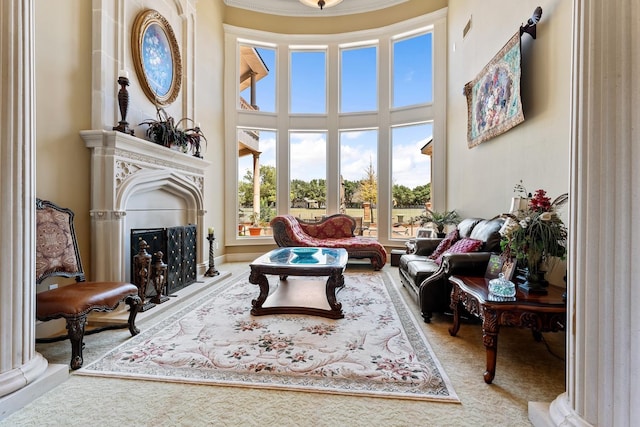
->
[270,214,387,270]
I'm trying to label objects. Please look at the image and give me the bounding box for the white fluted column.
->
[0,0,48,400]
[530,0,640,426]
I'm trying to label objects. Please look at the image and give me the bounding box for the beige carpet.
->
[0,262,565,426]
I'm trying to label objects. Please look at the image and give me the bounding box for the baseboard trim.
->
[0,364,68,421]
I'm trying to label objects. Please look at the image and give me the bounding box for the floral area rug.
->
[77,270,459,402]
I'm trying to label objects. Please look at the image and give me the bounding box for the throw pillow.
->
[427,229,459,260]
[435,237,483,265]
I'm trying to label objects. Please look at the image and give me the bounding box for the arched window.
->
[224,11,447,246]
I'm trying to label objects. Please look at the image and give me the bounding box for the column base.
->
[529,401,553,426]
[0,358,67,421]
[529,393,594,427]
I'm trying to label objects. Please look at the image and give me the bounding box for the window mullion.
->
[326,42,340,214]
[377,35,392,241]
[276,42,290,216]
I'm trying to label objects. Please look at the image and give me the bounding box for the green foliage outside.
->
[239,165,430,210]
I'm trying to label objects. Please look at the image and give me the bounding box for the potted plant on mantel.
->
[418,208,461,238]
[139,104,207,157]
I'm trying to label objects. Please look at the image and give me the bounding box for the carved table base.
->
[249,248,348,319]
[448,275,566,384]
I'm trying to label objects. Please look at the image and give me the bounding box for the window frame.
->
[223,10,447,247]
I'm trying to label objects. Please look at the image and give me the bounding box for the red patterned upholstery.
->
[271,214,387,270]
[299,215,355,239]
[434,237,483,265]
[427,229,459,261]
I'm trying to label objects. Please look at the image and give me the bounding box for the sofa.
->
[270,214,387,270]
[398,216,505,322]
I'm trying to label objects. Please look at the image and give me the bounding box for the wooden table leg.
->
[482,309,499,384]
[448,283,462,336]
[532,329,543,342]
[325,270,343,315]
[249,270,270,314]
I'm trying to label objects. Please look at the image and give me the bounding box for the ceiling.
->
[223,0,410,17]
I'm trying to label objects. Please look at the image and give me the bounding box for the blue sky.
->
[239,33,433,190]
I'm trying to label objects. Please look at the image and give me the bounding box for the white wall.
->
[195,1,226,252]
[446,0,572,218]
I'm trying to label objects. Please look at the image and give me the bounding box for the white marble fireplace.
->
[81,130,211,282]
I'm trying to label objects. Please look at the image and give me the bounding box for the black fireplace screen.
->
[131,225,197,296]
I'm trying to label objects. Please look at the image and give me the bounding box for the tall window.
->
[391,123,432,238]
[340,129,378,235]
[392,33,433,108]
[239,45,275,113]
[237,129,276,237]
[341,46,377,113]
[290,132,327,220]
[225,11,446,245]
[291,50,326,114]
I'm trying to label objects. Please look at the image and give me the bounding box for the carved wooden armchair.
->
[35,198,142,369]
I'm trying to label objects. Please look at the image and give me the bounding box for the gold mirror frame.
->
[131,9,182,106]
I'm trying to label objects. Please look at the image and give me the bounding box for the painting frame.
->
[484,254,506,279]
[464,32,524,148]
[131,9,182,106]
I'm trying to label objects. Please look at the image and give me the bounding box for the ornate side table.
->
[448,275,566,384]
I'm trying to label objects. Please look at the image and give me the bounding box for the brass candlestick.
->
[205,234,220,277]
[113,76,134,135]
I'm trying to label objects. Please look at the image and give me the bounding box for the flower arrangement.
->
[500,184,568,284]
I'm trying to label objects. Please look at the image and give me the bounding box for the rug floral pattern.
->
[78,271,458,402]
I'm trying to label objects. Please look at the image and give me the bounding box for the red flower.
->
[528,189,552,212]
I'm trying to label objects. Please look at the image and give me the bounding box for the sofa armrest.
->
[412,238,443,256]
[441,252,493,277]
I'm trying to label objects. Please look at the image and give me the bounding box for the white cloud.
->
[340,143,376,181]
[391,138,431,189]
[290,134,327,180]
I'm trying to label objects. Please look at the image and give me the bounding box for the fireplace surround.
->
[81,130,210,283]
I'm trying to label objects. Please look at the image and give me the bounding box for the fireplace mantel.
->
[80,130,211,282]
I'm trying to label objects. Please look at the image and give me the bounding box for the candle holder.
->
[205,234,220,277]
[113,76,134,135]
[192,128,202,158]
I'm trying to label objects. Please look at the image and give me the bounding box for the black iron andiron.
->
[205,232,220,277]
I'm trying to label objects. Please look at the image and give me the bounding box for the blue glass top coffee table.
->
[249,247,348,319]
